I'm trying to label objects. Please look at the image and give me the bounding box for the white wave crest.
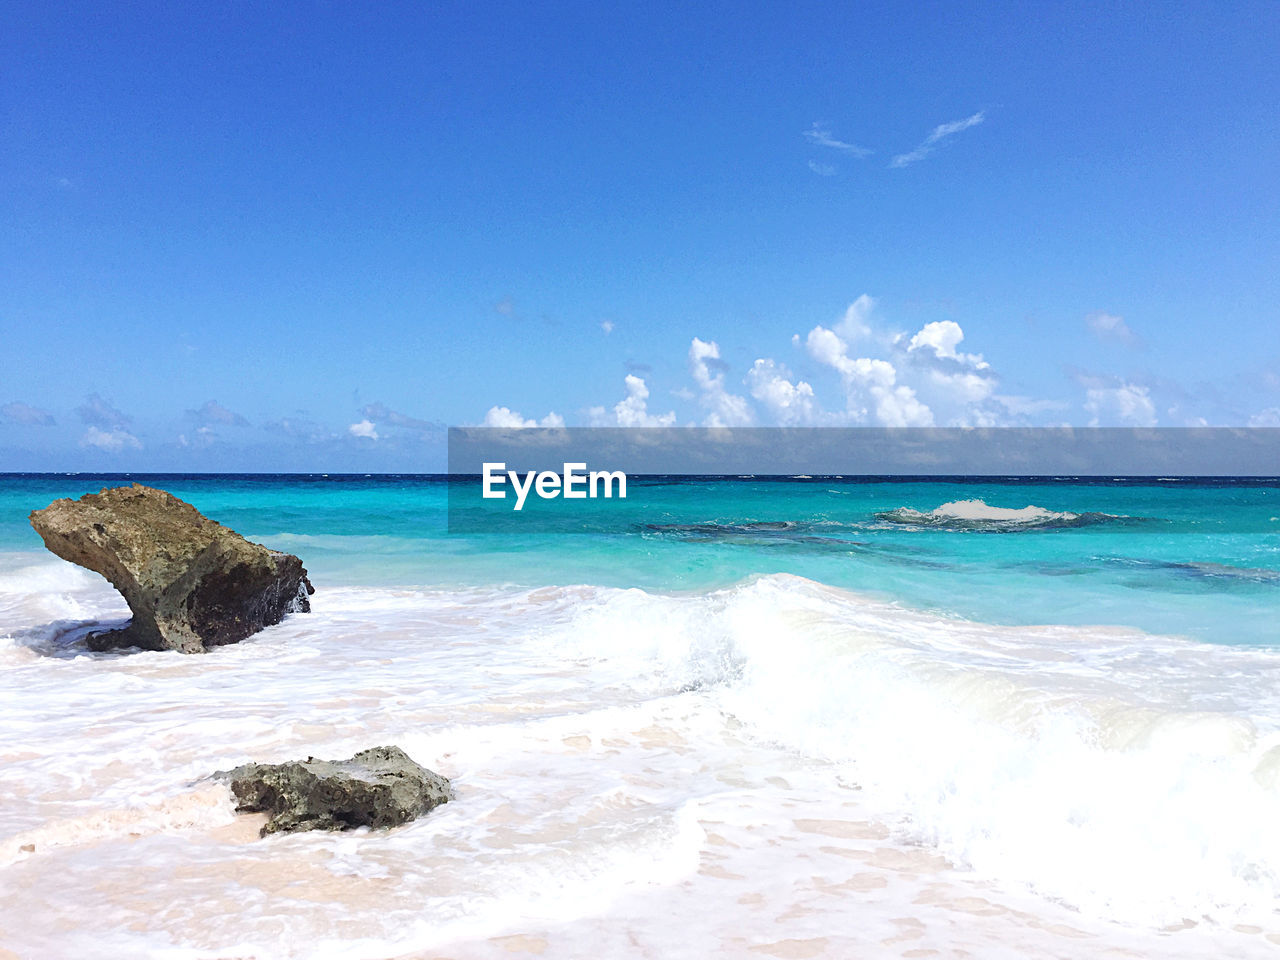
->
[546,574,1280,925]
[877,498,1114,530]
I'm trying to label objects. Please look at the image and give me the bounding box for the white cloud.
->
[931,112,987,139]
[807,160,836,177]
[80,426,141,451]
[835,294,876,340]
[907,320,988,368]
[928,369,998,406]
[482,406,565,429]
[600,320,615,334]
[808,329,895,388]
[802,328,855,382]
[689,338,754,426]
[803,123,871,157]
[994,395,1069,417]
[0,401,55,426]
[177,426,216,449]
[263,417,334,442]
[804,323,933,426]
[358,403,441,434]
[1086,311,1137,345]
[589,375,677,427]
[1084,383,1157,427]
[876,385,935,427]
[555,293,1222,431]
[798,302,1010,427]
[746,359,819,425]
[893,317,1016,425]
[899,319,1004,423]
[76,393,132,430]
[1248,408,1280,427]
[891,111,985,168]
[186,399,249,427]
[348,419,379,440]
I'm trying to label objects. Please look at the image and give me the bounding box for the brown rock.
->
[29,483,314,653]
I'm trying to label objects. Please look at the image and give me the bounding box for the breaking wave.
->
[877,498,1126,531]
[551,574,1280,926]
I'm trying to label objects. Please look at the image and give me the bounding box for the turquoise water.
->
[6,472,1280,950]
[2,473,1276,646]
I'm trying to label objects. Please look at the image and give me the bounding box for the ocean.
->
[2,473,1279,958]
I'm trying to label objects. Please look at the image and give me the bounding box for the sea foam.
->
[877,498,1119,530]
[550,573,1280,925]
[4,559,1280,957]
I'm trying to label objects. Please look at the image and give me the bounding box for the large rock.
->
[29,483,314,653]
[225,746,453,836]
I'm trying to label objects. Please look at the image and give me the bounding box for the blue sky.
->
[3,1,1278,470]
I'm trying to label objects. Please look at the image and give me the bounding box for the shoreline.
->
[3,557,1280,956]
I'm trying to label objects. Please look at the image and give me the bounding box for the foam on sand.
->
[3,560,1280,958]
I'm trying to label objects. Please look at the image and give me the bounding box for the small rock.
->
[224,746,453,836]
